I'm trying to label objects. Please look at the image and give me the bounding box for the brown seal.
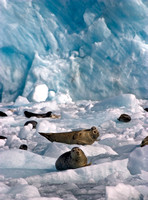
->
[24,110,60,119]
[118,114,131,122]
[39,126,99,145]
[55,147,91,170]
[140,136,148,147]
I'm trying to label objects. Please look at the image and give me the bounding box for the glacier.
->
[0,0,148,103]
[0,0,148,200]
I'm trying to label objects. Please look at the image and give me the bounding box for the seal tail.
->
[39,132,54,142]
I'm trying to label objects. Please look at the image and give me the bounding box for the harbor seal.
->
[24,120,38,129]
[39,126,99,145]
[55,147,91,170]
[24,110,60,119]
[118,114,131,122]
[140,136,148,147]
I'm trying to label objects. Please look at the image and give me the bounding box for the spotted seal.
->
[39,126,99,145]
[55,147,91,170]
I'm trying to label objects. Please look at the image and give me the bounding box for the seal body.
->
[19,144,28,150]
[24,111,60,119]
[55,147,91,170]
[140,136,148,147]
[24,120,38,129]
[39,126,99,145]
[0,135,7,140]
[0,111,7,117]
[118,114,131,122]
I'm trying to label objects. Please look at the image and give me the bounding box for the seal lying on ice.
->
[39,126,99,145]
[24,110,60,119]
[55,147,91,170]
[117,114,131,122]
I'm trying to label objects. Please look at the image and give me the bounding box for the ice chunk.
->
[27,159,130,185]
[92,94,141,111]
[0,149,56,169]
[14,96,30,106]
[106,183,141,200]
[28,84,48,103]
[127,146,148,175]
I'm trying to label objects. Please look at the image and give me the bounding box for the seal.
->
[0,135,7,140]
[39,126,99,145]
[19,144,28,150]
[144,108,148,112]
[118,114,131,122]
[24,110,60,119]
[0,111,7,117]
[140,136,148,147]
[55,147,91,170]
[24,120,38,129]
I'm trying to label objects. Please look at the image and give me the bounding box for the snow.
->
[106,183,141,200]
[0,0,148,199]
[0,94,148,199]
[29,84,49,103]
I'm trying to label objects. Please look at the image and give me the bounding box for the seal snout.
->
[72,147,80,156]
[91,126,99,139]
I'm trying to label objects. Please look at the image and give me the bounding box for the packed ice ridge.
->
[0,0,148,102]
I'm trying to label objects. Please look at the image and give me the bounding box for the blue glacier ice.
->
[0,0,148,103]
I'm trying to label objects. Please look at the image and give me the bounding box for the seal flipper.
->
[39,132,54,142]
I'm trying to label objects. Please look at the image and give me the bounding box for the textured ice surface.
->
[0,94,148,199]
[0,0,148,199]
[0,0,148,102]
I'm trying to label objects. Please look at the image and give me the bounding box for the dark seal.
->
[144,108,148,112]
[0,135,7,139]
[0,111,7,117]
[39,126,99,145]
[140,136,148,147]
[118,114,131,122]
[24,120,38,129]
[24,110,60,119]
[55,147,91,171]
[19,144,28,150]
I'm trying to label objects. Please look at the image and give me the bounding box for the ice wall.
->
[0,0,148,102]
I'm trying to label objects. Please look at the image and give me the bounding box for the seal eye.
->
[72,147,77,152]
